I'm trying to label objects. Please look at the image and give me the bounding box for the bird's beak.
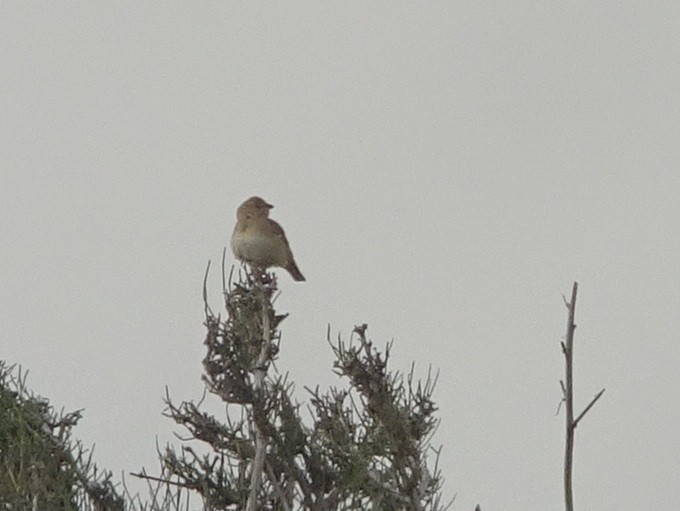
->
[265,202,274,209]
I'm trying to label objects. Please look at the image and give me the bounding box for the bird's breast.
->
[231,227,287,267]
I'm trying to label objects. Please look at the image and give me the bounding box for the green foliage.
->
[142,267,448,511]
[1,265,450,511]
[0,362,124,510]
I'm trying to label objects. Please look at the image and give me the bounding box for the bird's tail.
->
[286,260,305,281]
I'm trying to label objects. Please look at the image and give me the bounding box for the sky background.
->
[2,2,680,510]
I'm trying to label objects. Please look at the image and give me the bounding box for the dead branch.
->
[561,282,605,511]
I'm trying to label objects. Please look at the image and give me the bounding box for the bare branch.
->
[573,388,606,428]
[203,260,213,319]
[562,282,577,511]
[560,282,605,511]
[130,472,187,488]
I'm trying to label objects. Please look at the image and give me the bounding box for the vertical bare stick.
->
[563,282,578,511]
[561,282,606,511]
[247,280,271,511]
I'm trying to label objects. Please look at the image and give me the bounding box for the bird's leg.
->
[249,264,265,284]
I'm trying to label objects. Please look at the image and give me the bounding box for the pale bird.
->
[231,196,305,281]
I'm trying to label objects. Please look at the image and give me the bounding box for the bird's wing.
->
[266,219,286,237]
[267,219,296,258]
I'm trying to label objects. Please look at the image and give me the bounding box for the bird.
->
[231,196,305,281]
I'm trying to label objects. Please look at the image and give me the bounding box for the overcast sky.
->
[2,2,680,510]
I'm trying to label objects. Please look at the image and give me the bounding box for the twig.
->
[129,472,187,488]
[222,247,227,295]
[561,282,605,511]
[203,260,213,318]
[563,282,577,511]
[573,389,606,428]
[266,461,292,511]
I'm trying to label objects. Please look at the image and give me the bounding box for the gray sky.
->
[2,2,680,509]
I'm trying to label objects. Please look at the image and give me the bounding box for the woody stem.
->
[246,278,271,511]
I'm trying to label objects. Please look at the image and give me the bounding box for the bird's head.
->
[237,196,273,220]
